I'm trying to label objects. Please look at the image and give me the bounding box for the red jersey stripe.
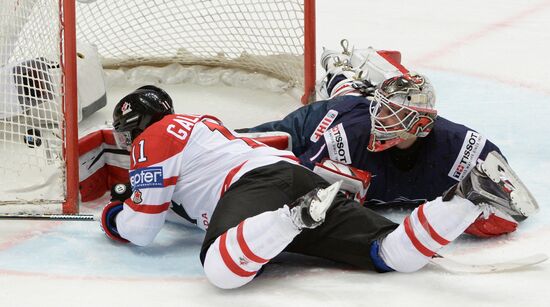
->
[417,205,450,245]
[126,201,170,214]
[403,215,436,257]
[220,161,247,197]
[237,221,269,264]
[164,176,178,187]
[279,155,300,163]
[219,232,257,278]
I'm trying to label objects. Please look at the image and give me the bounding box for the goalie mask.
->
[112,85,174,151]
[367,73,437,152]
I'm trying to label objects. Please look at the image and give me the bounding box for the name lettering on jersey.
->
[310,110,338,142]
[130,166,164,189]
[324,123,352,164]
[448,130,486,181]
[166,114,201,140]
[201,212,209,229]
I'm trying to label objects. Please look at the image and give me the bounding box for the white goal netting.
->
[76,0,307,89]
[0,0,66,211]
[1,0,310,213]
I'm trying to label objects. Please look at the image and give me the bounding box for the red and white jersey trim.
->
[116,114,297,246]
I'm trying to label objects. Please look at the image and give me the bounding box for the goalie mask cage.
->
[0,0,315,215]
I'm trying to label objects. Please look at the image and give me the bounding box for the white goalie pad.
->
[349,47,406,86]
[0,41,105,123]
[77,41,107,121]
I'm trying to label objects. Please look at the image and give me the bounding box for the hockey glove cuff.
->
[100,201,129,243]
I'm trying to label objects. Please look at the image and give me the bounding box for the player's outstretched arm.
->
[100,201,129,243]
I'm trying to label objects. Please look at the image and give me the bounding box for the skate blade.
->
[309,180,343,222]
[480,151,539,217]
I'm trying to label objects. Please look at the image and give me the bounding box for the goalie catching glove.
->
[100,201,129,243]
[313,159,371,205]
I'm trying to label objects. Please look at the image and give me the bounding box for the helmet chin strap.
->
[367,130,418,152]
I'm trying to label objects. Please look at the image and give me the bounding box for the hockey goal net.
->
[0,0,315,215]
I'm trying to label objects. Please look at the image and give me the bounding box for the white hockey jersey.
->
[116,114,298,246]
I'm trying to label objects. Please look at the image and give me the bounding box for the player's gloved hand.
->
[110,182,132,202]
[100,201,129,243]
[313,159,371,205]
[465,206,518,238]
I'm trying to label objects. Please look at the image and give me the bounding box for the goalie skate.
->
[452,151,539,220]
[289,181,342,229]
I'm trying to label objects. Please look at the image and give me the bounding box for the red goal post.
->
[0,0,315,215]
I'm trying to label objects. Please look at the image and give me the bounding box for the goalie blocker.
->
[313,159,371,205]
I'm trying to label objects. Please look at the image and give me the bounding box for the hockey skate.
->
[289,181,342,229]
[444,151,539,221]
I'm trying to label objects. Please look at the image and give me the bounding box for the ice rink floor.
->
[1,1,550,306]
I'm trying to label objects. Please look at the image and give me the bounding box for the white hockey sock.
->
[203,206,301,289]
[379,196,482,272]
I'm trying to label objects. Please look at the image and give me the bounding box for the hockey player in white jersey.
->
[100,85,535,289]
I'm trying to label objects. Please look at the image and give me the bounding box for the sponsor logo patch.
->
[130,166,164,189]
[310,110,338,142]
[448,131,486,181]
[324,123,352,164]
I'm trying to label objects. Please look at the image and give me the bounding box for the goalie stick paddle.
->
[430,253,548,273]
[0,214,96,221]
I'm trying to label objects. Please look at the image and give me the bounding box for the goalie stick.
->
[430,253,548,273]
[0,214,96,221]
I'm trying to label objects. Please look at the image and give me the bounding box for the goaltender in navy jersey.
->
[245,95,503,202]
[117,113,297,246]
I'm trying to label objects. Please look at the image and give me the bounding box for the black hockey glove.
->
[110,182,132,202]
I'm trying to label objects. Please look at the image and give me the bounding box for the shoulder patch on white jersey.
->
[324,123,352,164]
[448,130,486,181]
[310,109,338,142]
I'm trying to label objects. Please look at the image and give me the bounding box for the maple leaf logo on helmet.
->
[121,101,132,115]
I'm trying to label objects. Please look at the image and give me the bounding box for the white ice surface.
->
[2,1,550,306]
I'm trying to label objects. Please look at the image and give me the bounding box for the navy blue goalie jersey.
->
[246,95,503,202]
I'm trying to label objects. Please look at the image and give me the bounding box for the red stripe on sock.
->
[219,232,257,278]
[417,205,450,245]
[237,222,269,264]
[404,216,436,257]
